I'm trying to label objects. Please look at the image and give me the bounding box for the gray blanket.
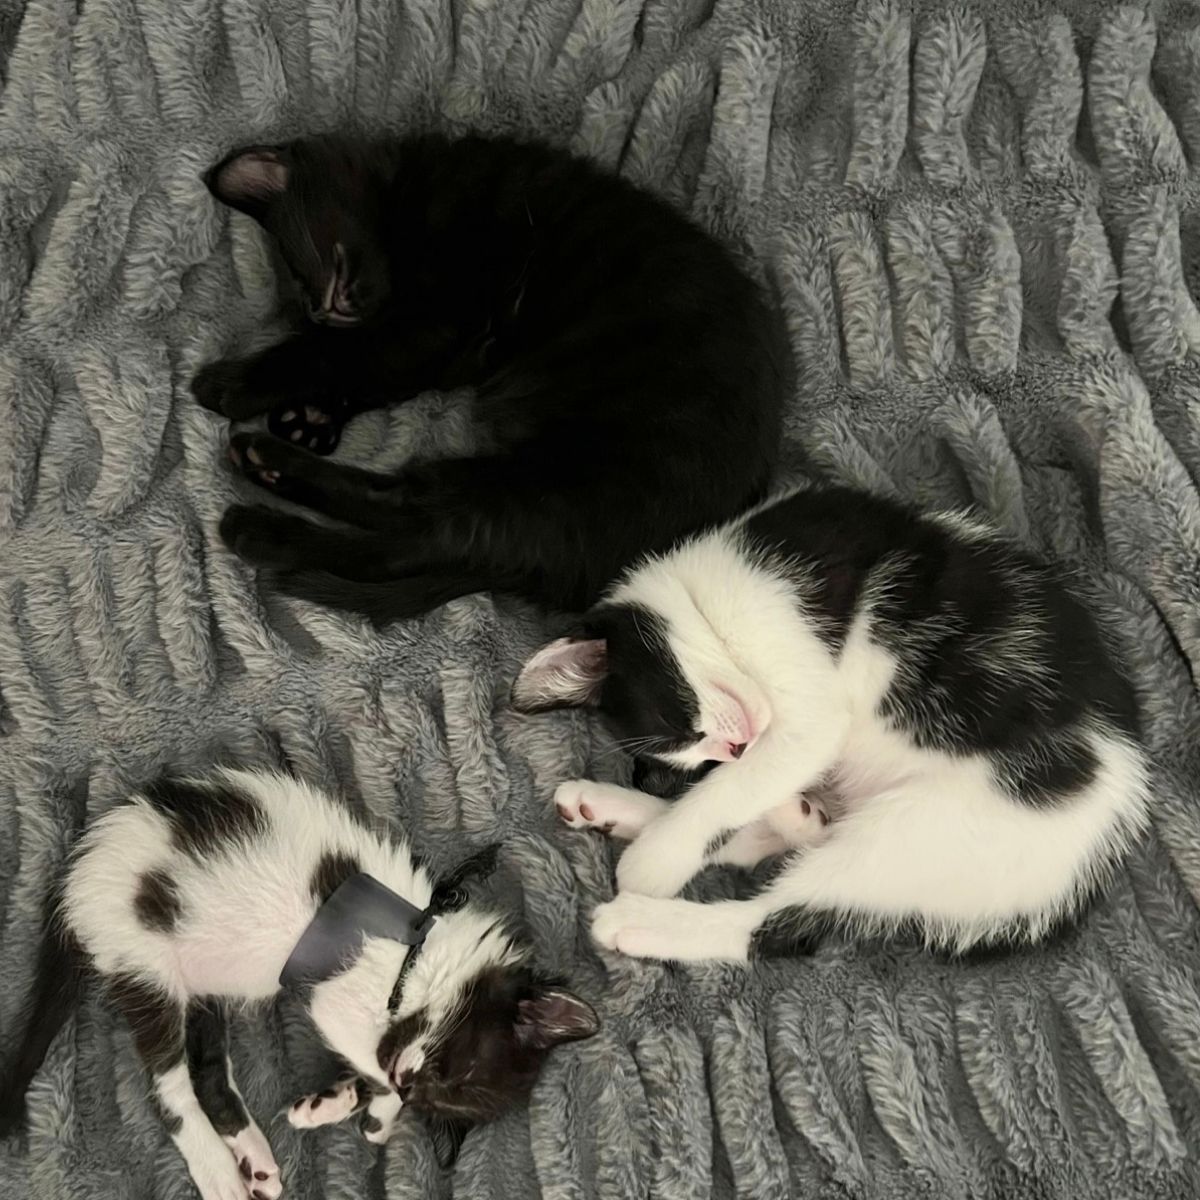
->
[3,0,1200,1196]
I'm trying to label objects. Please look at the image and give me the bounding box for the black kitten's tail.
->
[271,568,507,623]
[0,895,84,1135]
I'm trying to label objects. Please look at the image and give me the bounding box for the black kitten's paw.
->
[268,402,348,455]
[229,431,308,484]
[220,505,311,570]
[192,359,274,421]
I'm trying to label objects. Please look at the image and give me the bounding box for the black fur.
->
[742,488,1138,808]
[134,869,183,933]
[142,776,265,855]
[310,850,360,902]
[186,1004,250,1138]
[107,974,185,1075]
[196,133,786,619]
[584,606,700,759]
[376,967,598,1124]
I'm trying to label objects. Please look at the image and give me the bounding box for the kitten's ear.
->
[515,987,600,1050]
[206,146,290,221]
[511,637,607,712]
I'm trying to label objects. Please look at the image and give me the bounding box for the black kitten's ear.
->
[515,987,600,1050]
[206,146,290,221]
[511,637,607,713]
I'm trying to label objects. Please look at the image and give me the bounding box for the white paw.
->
[224,1124,282,1199]
[361,1090,403,1145]
[764,793,832,848]
[552,780,665,840]
[287,1077,360,1130]
[186,1134,264,1200]
[593,894,755,963]
[591,894,681,959]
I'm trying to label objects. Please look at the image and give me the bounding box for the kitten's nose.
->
[729,742,747,759]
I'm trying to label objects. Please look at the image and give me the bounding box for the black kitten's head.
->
[511,603,769,768]
[205,138,393,326]
[376,961,598,1124]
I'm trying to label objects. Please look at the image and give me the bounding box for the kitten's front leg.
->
[192,335,343,422]
[615,725,847,898]
[592,894,768,962]
[361,1090,403,1144]
[287,1075,367,1130]
[553,780,669,840]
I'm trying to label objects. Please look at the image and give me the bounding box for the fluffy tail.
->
[0,894,83,1135]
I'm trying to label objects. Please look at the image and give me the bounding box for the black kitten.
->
[194,134,786,620]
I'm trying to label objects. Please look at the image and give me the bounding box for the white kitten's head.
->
[511,603,770,766]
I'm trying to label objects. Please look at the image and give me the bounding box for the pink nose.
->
[729,742,747,759]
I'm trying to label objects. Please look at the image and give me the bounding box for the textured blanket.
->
[2,0,1200,1197]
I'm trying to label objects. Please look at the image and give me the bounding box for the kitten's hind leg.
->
[219,506,402,577]
[711,795,832,868]
[552,780,668,840]
[107,978,253,1200]
[228,432,402,525]
[187,1004,282,1200]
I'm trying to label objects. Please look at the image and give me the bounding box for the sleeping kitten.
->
[193,133,785,620]
[0,769,597,1200]
[511,487,1150,960]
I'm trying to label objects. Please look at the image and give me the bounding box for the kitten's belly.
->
[176,938,290,999]
[175,907,313,999]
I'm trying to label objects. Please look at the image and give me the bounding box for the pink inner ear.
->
[512,637,607,711]
[212,149,289,211]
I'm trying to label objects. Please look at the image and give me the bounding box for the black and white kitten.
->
[193,133,785,619]
[0,769,597,1200]
[512,487,1150,960]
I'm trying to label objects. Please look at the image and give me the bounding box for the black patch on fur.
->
[199,132,785,619]
[704,828,737,858]
[310,850,360,903]
[186,1004,249,1138]
[586,605,701,758]
[361,1113,383,1135]
[376,968,594,1126]
[743,487,1140,806]
[150,1093,184,1137]
[141,777,266,857]
[107,974,184,1076]
[997,735,1100,808]
[134,869,183,933]
[631,758,710,799]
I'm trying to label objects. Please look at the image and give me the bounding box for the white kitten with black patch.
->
[0,769,597,1200]
[514,487,1150,961]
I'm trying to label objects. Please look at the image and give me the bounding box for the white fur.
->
[63,769,519,1199]
[584,521,1151,958]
